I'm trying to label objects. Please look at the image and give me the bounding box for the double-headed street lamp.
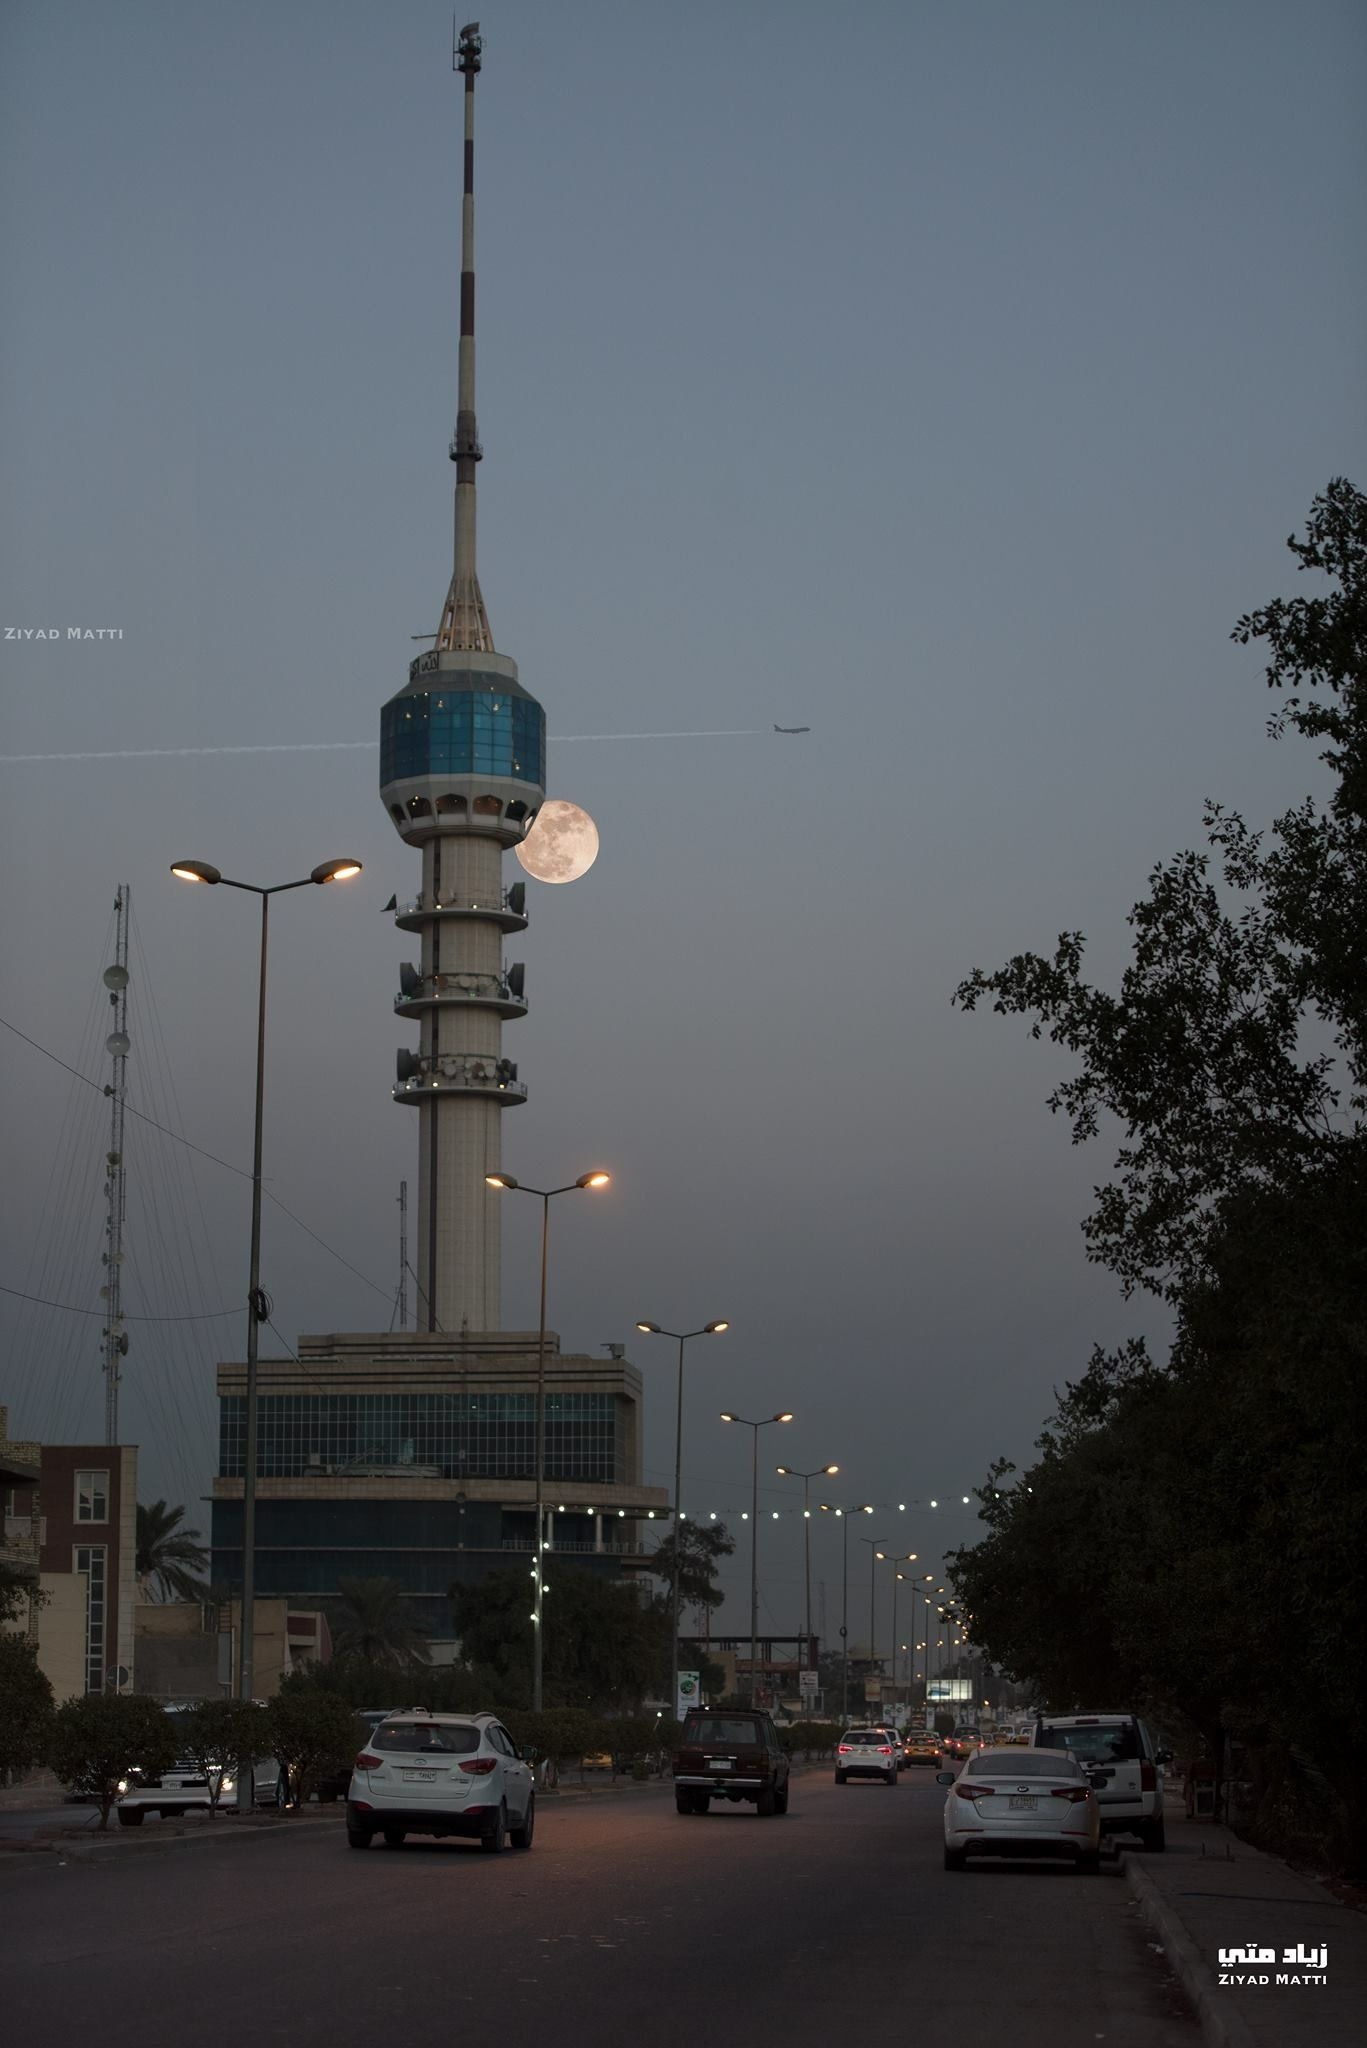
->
[486,1169,611,1710]
[170,857,362,1744]
[719,1410,792,1702]
[635,1319,729,1721]
[877,1553,919,1718]
[775,1462,840,1673]
[818,1500,874,1720]
[857,1535,888,1693]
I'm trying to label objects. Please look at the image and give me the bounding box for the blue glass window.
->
[381,689,545,790]
[220,1390,617,1485]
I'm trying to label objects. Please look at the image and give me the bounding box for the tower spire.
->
[438,21,495,653]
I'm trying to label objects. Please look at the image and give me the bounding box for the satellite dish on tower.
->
[399,962,422,998]
[103,965,129,991]
[396,1049,420,1085]
[106,1031,130,1056]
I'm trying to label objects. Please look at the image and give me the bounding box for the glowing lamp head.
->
[576,1171,611,1189]
[719,1412,736,1424]
[485,1173,518,1190]
[774,1412,794,1423]
[170,861,221,885]
[312,859,363,884]
[705,1320,729,1333]
[636,1321,660,1334]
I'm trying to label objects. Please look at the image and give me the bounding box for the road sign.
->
[799,1669,818,1696]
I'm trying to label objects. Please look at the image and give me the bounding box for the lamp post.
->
[170,858,362,1764]
[719,1411,792,1702]
[486,1169,611,1710]
[818,1500,873,1721]
[877,1553,918,1718]
[635,1318,729,1720]
[775,1462,839,1676]
[857,1537,887,1704]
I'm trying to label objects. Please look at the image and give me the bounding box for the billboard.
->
[927,1678,973,1702]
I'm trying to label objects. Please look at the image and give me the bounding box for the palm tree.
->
[331,1577,432,1668]
[136,1500,209,1602]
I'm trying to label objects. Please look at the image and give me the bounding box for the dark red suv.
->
[672,1709,791,1816]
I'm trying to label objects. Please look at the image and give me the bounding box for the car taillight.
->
[1140,1761,1156,1791]
[953,1783,991,1800]
[838,1744,851,1754]
[1050,1786,1092,1802]
[879,1746,890,1754]
[355,1752,382,1770]
[459,1756,498,1775]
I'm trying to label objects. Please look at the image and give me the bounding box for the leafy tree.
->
[330,1577,432,1668]
[450,1565,669,1710]
[949,482,1367,1872]
[176,1698,272,1814]
[47,1693,179,1829]
[953,478,1366,1303]
[649,1520,736,1618]
[0,1635,54,1784]
[135,1500,209,1603]
[265,1688,363,1806]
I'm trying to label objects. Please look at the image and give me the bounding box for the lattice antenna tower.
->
[101,888,132,1443]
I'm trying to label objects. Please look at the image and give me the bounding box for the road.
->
[2,1770,1196,2048]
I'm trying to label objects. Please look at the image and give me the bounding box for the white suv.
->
[347,1710,535,1853]
[1029,1713,1172,1850]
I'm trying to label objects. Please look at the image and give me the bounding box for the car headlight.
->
[117,1779,129,1795]
[220,1776,235,1793]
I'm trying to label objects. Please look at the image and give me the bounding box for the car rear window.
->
[967,1750,1081,1778]
[1036,1723,1139,1764]
[683,1716,764,1746]
[842,1731,890,1746]
[370,1720,481,1755]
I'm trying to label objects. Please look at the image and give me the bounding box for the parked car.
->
[672,1708,790,1815]
[938,1745,1104,1871]
[1029,1713,1171,1851]
[346,1709,535,1852]
[834,1727,899,1786]
[580,1749,615,1771]
[115,1703,284,1826]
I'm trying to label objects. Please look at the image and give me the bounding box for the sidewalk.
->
[1121,1794,1365,2048]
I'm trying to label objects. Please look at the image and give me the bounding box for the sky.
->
[2,0,1364,1642]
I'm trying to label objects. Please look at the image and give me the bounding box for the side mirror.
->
[1155,1749,1173,1766]
[935,1771,955,1786]
[519,1745,538,1762]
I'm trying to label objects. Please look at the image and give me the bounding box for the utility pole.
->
[101,888,131,1445]
[398,1181,408,1330]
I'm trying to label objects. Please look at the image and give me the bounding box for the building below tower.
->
[210,1332,669,1638]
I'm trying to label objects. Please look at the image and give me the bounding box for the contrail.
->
[0,730,768,764]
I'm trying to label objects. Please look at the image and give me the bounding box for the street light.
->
[775,1462,840,1679]
[486,1169,611,1710]
[878,1552,918,1718]
[170,854,362,1765]
[818,1500,874,1720]
[857,1537,888,1698]
[635,1318,729,1719]
[720,1411,792,1702]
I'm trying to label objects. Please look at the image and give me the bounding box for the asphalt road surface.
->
[3,1770,1197,2048]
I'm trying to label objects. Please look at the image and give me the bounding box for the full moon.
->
[515,798,601,884]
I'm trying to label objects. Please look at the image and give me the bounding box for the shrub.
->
[266,1688,363,1806]
[176,1699,272,1812]
[47,1693,180,1829]
[0,1636,54,1785]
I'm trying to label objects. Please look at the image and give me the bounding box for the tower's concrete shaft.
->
[379,25,545,1335]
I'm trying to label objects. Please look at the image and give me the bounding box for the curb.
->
[1122,1851,1259,2048]
[4,1808,343,1865]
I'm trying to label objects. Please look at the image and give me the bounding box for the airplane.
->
[773,723,811,734]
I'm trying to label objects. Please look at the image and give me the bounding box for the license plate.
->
[707,1758,734,1770]
[402,1768,438,1782]
[1008,1794,1037,1811]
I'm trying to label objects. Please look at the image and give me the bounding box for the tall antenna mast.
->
[437,20,494,653]
[398,1180,409,1331]
[101,889,131,1444]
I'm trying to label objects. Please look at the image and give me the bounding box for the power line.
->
[0,1283,241,1322]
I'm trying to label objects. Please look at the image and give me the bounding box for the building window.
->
[76,1470,109,1523]
[74,1544,108,1694]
